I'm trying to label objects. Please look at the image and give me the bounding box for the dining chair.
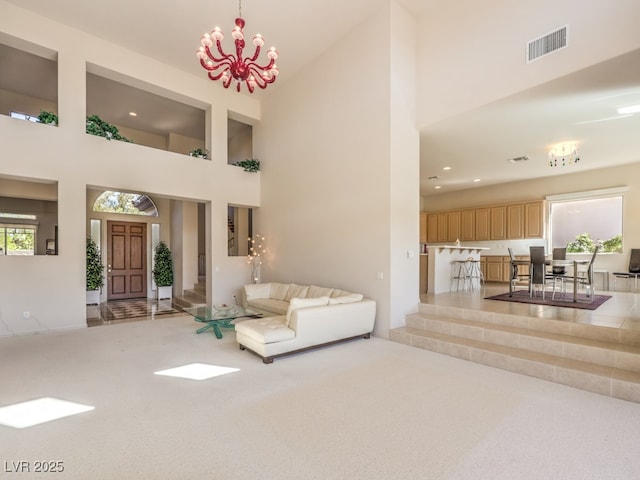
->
[547,247,568,298]
[613,248,640,290]
[529,246,554,298]
[572,247,600,301]
[508,248,530,296]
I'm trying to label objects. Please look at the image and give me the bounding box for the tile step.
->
[406,312,640,372]
[417,303,640,347]
[390,326,640,403]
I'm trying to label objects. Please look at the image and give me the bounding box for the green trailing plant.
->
[86,114,133,142]
[152,241,174,287]
[189,147,209,158]
[86,237,105,291]
[601,234,622,253]
[37,110,58,125]
[233,158,260,172]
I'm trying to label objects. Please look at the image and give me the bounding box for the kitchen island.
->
[427,245,491,294]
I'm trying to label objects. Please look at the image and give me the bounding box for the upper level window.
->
[548,188,625,253]
[92,191,158,217]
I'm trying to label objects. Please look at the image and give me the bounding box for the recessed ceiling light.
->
[617,105,640,114]
[128,112,137,117]
[473,178,481,182]
[435,186,442,190]
[443,166,452,171]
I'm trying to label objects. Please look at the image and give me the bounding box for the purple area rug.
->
[484,290,611,310]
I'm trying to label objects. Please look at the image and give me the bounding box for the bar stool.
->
[450,260,469,292]
[466,259,484,291]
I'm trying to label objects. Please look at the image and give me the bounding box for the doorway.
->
[107,220,147,300]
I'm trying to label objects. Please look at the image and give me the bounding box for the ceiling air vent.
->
[527,25,567,63]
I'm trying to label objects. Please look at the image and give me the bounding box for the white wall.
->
[0,2,261,335]
[255,4,420,337]
[416,0,640,127]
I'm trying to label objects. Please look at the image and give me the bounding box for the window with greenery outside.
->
[566,233,622,253]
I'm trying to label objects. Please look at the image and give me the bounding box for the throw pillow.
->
[244,282,271,301]
[285,296,329,325]
[330,288,351,298]
[307,285,334,298]
[270,283,290,301]
[285,284,309,302]
[328,293,364,305]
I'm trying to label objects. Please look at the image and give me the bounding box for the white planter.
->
[86,290,100,305]
[157,286,173,300]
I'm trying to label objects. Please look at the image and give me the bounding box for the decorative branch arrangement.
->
[247,234,266,283]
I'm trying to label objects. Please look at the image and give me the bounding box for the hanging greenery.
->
[233,158,260,172]
[86,237,105,291]
[37,110,58,125]
[86,114,133,142]
[152,241,174,287]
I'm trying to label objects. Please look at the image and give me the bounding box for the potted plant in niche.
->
[86,237,104,305]
[233,158,260,172]
[86,114,134,142]
[37,110,58,125]
[153,241,174,300]
[189,147,208,159]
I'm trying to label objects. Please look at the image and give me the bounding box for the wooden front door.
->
[107,221,147,300]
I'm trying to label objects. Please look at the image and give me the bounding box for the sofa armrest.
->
[289,299,376,343]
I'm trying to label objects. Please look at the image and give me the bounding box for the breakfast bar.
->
[427,245,491,294]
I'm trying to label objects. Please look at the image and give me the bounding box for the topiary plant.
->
[152,241,174,287]
[86,237,105,291]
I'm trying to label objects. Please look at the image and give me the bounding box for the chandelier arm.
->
[245,58,275,72]
[215,40,234,62]
[244,45,261,63]
[247,66,276,88]
[202,45,235,65]
[207,67,231,81]
[200,58,233,72]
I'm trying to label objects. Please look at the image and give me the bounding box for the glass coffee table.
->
[184,305,262,339]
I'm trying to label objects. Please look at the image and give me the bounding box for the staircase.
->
[173,276,207,309]
[390,303,640,403]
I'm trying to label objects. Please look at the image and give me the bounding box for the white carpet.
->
[1,313,640,479]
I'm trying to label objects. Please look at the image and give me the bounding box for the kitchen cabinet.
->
[426,213,438,243]
[507,203,524,239]
[422,199,545,244]
[420,255,428,293]
[490,206,506,240]
[485,256,504,282]
[475,207,490,241]
[437,212,448,242]
[482,255,530,283]
[524,201,544,238]
[460,209,475,241]
[447,211,461,242]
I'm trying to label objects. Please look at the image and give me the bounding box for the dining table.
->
[548,259,591,302]
[508,257,591,302]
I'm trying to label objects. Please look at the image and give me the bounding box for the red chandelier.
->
[196,1,279,93]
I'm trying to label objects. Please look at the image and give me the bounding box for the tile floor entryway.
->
[87,298,186,327]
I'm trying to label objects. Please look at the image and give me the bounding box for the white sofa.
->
[236,283,376,363]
